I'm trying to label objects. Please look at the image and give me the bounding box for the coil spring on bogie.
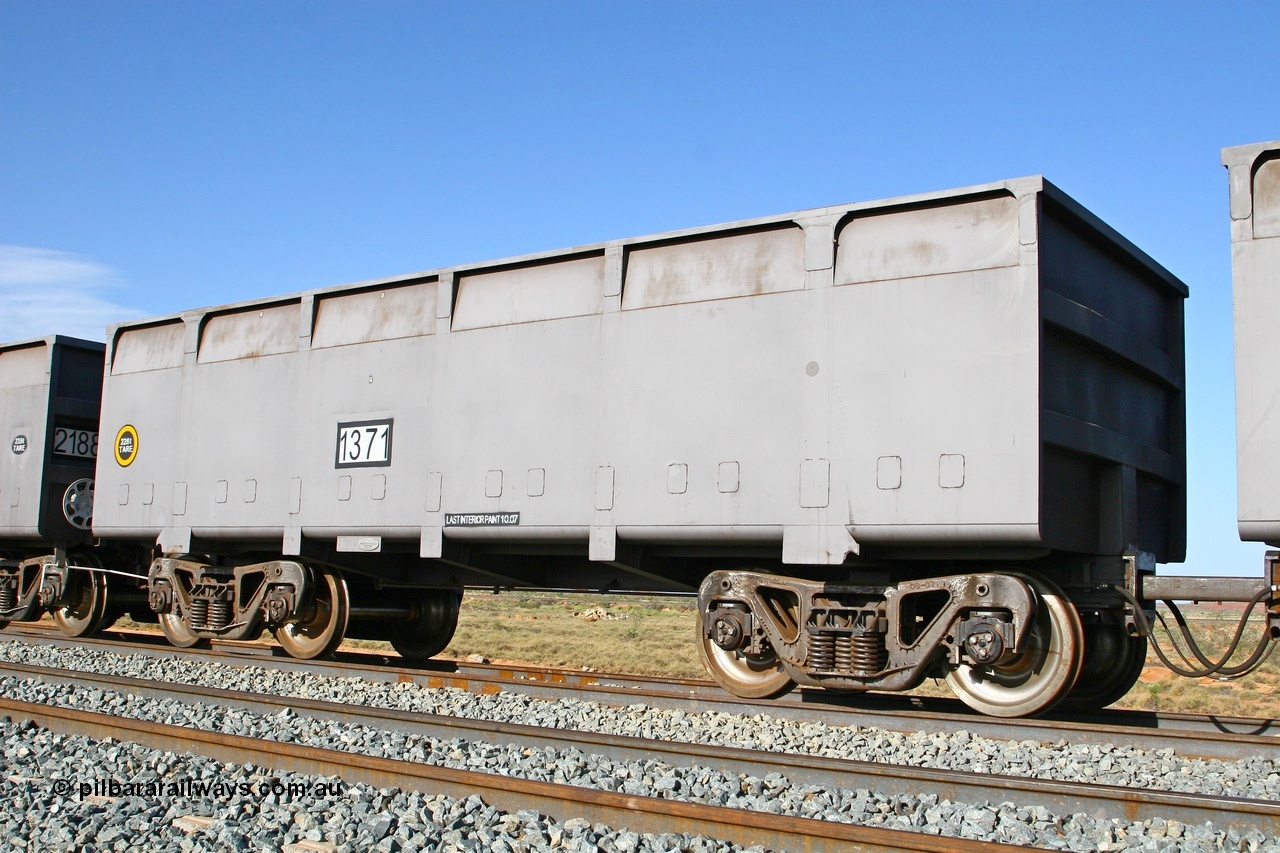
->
[809,634,835,670]
[834,635,854,671]
[0,584,14,614]
[813,633,887,674]
[209,600,232,631]
[189,598,210,630]
[844,633,888,674]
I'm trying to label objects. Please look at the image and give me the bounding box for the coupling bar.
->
[1140,576,1273,602]
[1141,551,1280,603]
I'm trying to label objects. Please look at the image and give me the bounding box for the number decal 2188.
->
[335,419,393,468]
[53,427,99,460]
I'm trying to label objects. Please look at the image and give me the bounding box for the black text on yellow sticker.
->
[114,424,139,467]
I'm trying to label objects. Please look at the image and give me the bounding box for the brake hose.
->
[1112,585,1277,680]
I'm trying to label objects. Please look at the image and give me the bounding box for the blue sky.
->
[2,2,1277,577]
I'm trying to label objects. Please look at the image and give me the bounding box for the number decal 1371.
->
[335,419,393,468]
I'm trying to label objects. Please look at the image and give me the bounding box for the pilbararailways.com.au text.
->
[51,777,346,800]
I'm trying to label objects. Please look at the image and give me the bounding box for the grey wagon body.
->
[91,177,1187,589]
[0,336,104,546]
[1225,141,1280,545]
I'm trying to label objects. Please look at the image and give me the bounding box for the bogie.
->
[698,569,1088,718]
[142,557,467,662]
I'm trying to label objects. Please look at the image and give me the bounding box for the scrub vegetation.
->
[440,592,706,679]
[1115,605,1279,719]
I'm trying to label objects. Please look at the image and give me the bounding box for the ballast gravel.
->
[3,677,1275,852]
[1,640,1278,851]
[0,717,743,853]
[2,640,1275,800]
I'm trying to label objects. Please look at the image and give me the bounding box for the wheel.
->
[61,478,94,530]
[388,589,461,660]
[945,573,1084,718]
[52,566,108,638]
[274,567,349,660]
[1058,624,1148,711]
[159,611,205,648]
[697,615,796,699]
[99,606,125,632]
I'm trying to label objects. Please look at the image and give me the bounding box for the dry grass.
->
[1113,606,1280,718]
[439,592,705,678]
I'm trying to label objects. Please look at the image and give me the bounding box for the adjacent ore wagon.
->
[90,174,1192,716]
[1227,141,1280,544]
[0,336,147,635]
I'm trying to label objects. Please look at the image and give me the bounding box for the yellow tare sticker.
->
[114,424,139,467]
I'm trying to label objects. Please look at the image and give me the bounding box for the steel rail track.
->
[0,696,1027,853]
[4,623,1276,763]
[3,659,1278,839]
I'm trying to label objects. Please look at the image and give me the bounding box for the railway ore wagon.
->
[0,336,146,635]
[1227,141,1280,544]
[93,175,1188,717]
